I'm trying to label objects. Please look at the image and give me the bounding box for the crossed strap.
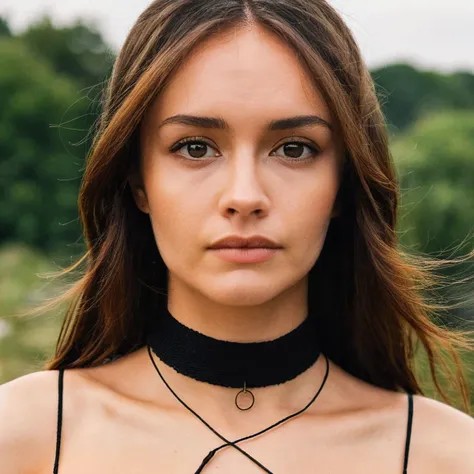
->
[147,345,329,473]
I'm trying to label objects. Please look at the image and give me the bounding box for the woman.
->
[1,0,473,472]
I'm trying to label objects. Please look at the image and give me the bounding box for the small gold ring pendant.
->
[235,382,255,411]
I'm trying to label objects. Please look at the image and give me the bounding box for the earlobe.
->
[128,176,150,214]
[137,196,150,214]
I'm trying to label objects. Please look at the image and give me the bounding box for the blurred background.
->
[0,1,473,410]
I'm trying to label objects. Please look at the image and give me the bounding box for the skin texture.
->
[0,24,473,474]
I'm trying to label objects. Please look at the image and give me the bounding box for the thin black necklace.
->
[147,344,329,473]
[146,307,322,410]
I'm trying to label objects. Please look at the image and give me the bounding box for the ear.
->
[128,172,150,214]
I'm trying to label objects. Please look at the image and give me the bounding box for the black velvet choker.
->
[146,306,328,470]
[146,306,321,390]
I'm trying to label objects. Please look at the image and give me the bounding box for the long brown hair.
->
[36,0,472,411]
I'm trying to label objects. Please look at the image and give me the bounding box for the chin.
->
[204,289,278,307]
[197,274,294,306]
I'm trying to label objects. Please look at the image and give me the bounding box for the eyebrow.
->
[157,114,333,132]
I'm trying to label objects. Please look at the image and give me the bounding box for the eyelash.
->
[169,136,321,163]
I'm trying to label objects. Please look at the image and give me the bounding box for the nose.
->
[217,153,270,219]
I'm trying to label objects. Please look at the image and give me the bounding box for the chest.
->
[42,408,413,474]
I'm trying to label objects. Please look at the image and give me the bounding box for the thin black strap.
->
[53,369,64,474]
[195,353,330,473]
[147,344,329,474]
[147,345,273,473]
[403,392,414,474]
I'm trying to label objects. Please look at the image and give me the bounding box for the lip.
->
[208,235,282,250]
[209,248,280,263]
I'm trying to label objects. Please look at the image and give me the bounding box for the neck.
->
[145,277,325,425]
[166,274,309,342]
[146,346,327,432]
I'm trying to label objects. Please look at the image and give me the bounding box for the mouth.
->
[208,247,281,263]
[208,235,282,250]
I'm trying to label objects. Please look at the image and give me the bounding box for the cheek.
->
[286,166,339,254]
[143,167,206,259]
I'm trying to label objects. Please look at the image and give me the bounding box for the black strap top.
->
[53,369,64,474]
[52,369,415,473]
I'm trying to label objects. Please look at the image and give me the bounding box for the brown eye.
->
[272,141,320,161]
[170,138,218,160]
[284,143,305,158]
[186,142,208,159]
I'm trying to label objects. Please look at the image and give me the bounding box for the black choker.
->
[145,307,328,472]
[146,306,321,408]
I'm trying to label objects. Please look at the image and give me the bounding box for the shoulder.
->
[326,363,473,472]
[0,360,145,474]
[0,370,62,473]
[410,394,474,473]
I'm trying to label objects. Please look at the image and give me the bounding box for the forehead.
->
[147,25,332,126]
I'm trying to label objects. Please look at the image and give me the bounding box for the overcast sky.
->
[2,0,474,72]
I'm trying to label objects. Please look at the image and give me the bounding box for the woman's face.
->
[133,25,343,307]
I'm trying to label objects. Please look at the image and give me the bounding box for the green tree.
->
[0,37,88,254]
[372,64,474,133]
[0,17,12,37]
[392,110,474,327]
[393,110,474,255]
[18,15,114,90]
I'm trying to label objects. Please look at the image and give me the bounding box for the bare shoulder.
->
[410,394,474,473]
[0,359,145,474]
[0,370,61,473]
[327,361,474,473]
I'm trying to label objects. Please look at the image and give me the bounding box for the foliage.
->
[392,110,474,326]
[393,110,474,257]
[372,63,474,133]
[0,37,88,254]
[0,15,114,255]
[18,15,114,90]
[0,17,12,37]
